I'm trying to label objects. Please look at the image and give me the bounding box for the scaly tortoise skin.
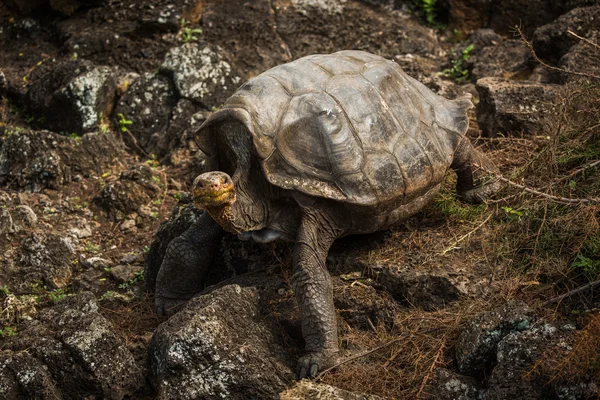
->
[153,50,499,378]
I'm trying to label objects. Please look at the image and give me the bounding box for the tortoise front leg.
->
[293,211,341,379]
[155,212,223,316]
[451,138,501,203]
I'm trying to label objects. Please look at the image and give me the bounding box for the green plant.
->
[434,189,486,222]
[117,113,133,132]
[118,270,145,289]
[84,241,101,253]
[419,0,438,25]
[100,290,117,300]
[180,27,203,43]
[145,154,160,168]
[0,326,17,337]
[502,206,526,221]
[571,234,600,276]
[572,254,600,275]
[48,288,68,304]
[60,132,82,141]
[0,285,9,296]
[441,44,474,83]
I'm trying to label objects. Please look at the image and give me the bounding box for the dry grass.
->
[319,305,488,399]
[99,293,163,348]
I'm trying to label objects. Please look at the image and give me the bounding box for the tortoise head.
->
[192,171,236,209]
[192,171,241,232]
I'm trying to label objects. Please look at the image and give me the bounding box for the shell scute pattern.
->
[200,50,471,206]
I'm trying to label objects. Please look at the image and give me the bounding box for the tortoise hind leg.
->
[451,138,501,203]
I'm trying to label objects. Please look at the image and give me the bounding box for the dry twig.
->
[416,341,445,399]
[567,30,600,51]
[440,214,492,255]
[474,163,600,205]
[542,279,600,306]
[514,26,600,81]
[489,159,600,204]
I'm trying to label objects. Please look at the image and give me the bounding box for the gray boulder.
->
[25,60,116,134]
[559,31,600,83]
[448,0,597,36]
[160,43,242,109]
[533,6,600,63]
[455,302,535,376]
[425,367,480,400]
[0,204,37,235]
[93,164,162,220]
[467,31,531,81]
[0,351,62,400]
[275,0,441,60]
[483,323,597,400]
[112,73,182,157]
[280,380,385,400]
[149,281,295,400]
[195,0,291,78]
[476,77,563,137]
[0,128,123,191]
[2,292,143,399]
[3,233,76,293]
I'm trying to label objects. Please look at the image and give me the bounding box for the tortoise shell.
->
[199,50,472,206]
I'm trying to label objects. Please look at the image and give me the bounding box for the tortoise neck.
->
[206,204,238,234]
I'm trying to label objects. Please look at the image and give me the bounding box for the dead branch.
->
[489,159,600,204]
[474,163,600,205]
[551,159,600,186]
[542,279,600,306]
[567,30,600,51]
[416,341,445,399]
[515,26,600,81]
[315,327,443,381]
[123,128,151,158]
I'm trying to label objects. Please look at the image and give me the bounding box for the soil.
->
[1,0,599,399]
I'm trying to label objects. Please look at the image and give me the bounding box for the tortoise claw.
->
[296,351,339,379]
[155,296,188,317]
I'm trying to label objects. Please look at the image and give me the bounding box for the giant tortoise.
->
[153,50,499,378]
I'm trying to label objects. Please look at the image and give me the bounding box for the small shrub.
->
[179,27,203,43]
[441,44,474,83]
[0,326,17,337]
[117,113,133,132]
[84,241,101,253]
[48,288,68,304]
